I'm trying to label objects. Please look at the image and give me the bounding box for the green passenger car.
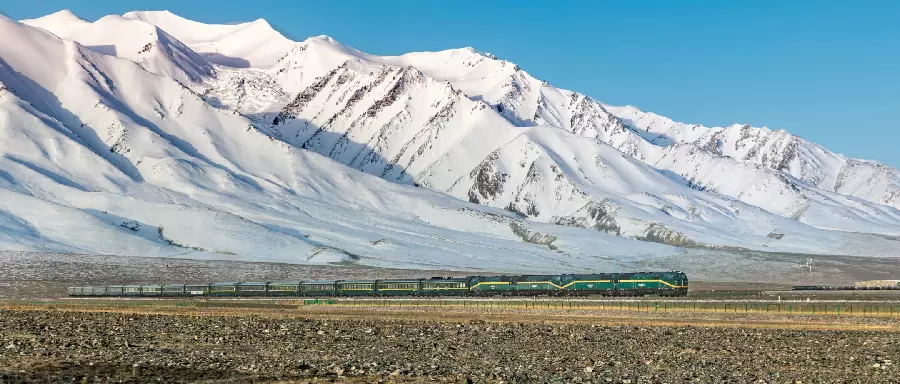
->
[267,281,300,297]
[184,284,210,296]
[300,281,337,296]
[140,284,162,296]
[375,279,421,296]
[336,280,376,296]
[236,282,268,297]
[162,284,186,296]
[209,282,238,297]
[122,285,142,296]
[420,277,469,296]
[106,285,124,296]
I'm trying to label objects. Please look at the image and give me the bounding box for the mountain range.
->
[1,9,897,272]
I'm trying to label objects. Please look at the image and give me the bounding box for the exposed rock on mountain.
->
[2,10,900,267]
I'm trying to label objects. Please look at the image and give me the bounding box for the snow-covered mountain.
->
[606,105,900,210]
[3,10,900,270]
[122,10,294,69]
[19,10,90,38]
[5,12,686,271]
[168,15,900,237]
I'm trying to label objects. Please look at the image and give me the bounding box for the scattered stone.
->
[0,310,897,383]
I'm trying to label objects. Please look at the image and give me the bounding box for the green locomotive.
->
[69,271,688,297]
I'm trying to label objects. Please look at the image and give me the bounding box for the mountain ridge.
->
[2,10,900,268]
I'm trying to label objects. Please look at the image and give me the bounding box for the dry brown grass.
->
[2,299,898,332]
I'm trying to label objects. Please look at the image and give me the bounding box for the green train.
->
[68,271,688,297]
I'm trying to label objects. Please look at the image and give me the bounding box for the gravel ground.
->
[0,308,897,383]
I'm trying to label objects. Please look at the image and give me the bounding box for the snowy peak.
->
[123,10,294,68]
[20,9,90,38]
[66,15,215,85]
[265,35,372,95]
[121,10,243,43]
[604,103,900,209]
[20,11,215,87]
[43,9,82,19]
[1,13,81,91]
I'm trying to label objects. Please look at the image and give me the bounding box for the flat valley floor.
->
[1,300,898,383]
[2,251,899,382]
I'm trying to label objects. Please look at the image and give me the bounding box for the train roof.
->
[300,280,336,285]
[236,281,268,286]
[337,280,377,284]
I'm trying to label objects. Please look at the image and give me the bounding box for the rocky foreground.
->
[0,309,897,383]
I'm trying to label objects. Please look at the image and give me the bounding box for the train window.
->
[211,286,236,292]
[382,283,417,290]
[301,284,333,291]
[341,284,374,290]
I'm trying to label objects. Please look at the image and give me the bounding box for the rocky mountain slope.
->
[2,12,688,271]
[606,105,900,210]
[3,10,900,267]
[118,11,900,236]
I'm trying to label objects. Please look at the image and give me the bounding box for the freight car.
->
[69,271,688,298]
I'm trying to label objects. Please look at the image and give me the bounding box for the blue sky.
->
[4,0,899,166]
